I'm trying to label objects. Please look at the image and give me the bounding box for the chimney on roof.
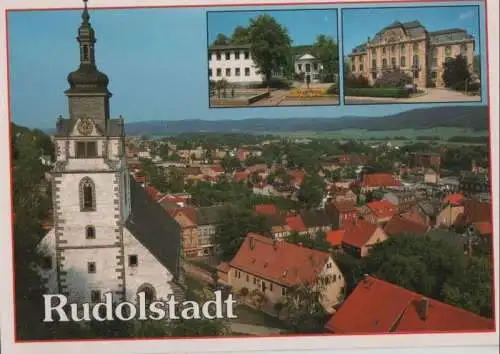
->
[418,297,430,321]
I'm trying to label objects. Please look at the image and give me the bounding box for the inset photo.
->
[342,5,483,105]
[207,9,340,108]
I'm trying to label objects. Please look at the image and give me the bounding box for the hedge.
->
[345,87,410,98]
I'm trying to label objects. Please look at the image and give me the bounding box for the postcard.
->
[0,0,498,354]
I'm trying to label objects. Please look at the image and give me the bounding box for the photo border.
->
[340,2,486,106]
[0,0,498,354]
[205,7,342,109]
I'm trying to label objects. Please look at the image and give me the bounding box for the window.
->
[400,43,406,50]
[246,274,249,282]
[208,69,212,77]
[305,63,311,73]
[333,274,337,281]
[83,45,89,61]
[129,255,138,267]
[391,45,396,53]
[413,42,419,52]
[79,177,96,211]
[360,64,364,72]
[244,67,250,76]
[382,47,386,54]
[225,52,230,60]
[235,68,241,76]
[216,52,221,60]
[244,51,250,59]
[225,68,231,77]
[413,55,419,68]
[382,58,387,69]
[351,64,355,72]
[297,63,302,71]
[90,290,101,303]
[88,262,96,274]
[270,283,273,291]
[75,141,97,158]
[391,57,396,69]
[281,287,287,296]
[401,56,406,67]
[86,225,95,239]
[216,68,222,77]
[445,45,452,56]
[371,59,377,69]
[235,51,240,60]
[42,256,52,270]
[313,63,318,71]
[431,71,437,79]
[326,262,332,269]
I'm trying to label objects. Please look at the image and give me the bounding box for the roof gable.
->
[342,219,378,248]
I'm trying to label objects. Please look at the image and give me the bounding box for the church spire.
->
[77,0,96,65]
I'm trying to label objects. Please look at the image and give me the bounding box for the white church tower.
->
[38,0,184,305]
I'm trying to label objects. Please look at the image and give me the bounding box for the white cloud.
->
[459,10,474,20]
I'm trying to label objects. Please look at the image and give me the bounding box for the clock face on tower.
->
[77,116,94,136]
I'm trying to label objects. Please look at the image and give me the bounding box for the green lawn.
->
[231,304,287,330]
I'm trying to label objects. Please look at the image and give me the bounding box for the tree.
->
[360,235,467,301]
[214,206,271,261]
[311,34,339,82]
[442,55,472,91]
[220,155,242,174]
[473,54,481,75]
[281,278,330,333]
[248,14,292,86]
[212,33,230,46]
[231,25,251,44]
[374,69,412,88]
[167,168,185,193]
[298,173,325,209]
[442,256,493,318]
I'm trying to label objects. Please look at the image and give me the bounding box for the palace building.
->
[37,0,184,305]
[347,20,476,88]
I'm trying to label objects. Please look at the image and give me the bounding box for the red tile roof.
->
[230,233,331,287]
[444,193,464,206]
[325,276,494,334]
[233,171,249,182]
[366,200,398,219]
[286,215,307,232]
[362,173,400,188]
[326,229,344,247]
[331,200,357,213]
[145,185,163,202]
[342,219,378,249]
[166,207,197,225]
[255,204,279,216]
[383,215,428,237]
[217,262,230,273]
[463,200,491,224]
[211,166,225,173]
[472,221,492,236]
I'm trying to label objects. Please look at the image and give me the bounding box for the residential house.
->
[167,208,199,257]
[360,200,399,224]
[459,172,490,196]
[196,205,229,256]
[326,229,344,250]
[436,205,465,228]
[424,168,439,184]
[361,172,400,192]
[382,189,420,212]
[254,204,279,216]
[294,53,323,83]
[443,192,464,206]
[409,152,441,171]
[383,215,429,237]
[462,199,491,225]
[325,276,493,334]
[227,233,346,313]
[300,209,334,234]
[252,183,276,196]
[342,219,388,258]
[402,200,440,227]
[327,200,358,228]
[330,187,357,204]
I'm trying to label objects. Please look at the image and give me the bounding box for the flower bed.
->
[286,88,335,99]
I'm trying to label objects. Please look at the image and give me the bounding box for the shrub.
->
[374,69,413,88]
[345,74,371,88]
[344,87,410,98]
[239,287,249,297]
[326,85,339,95]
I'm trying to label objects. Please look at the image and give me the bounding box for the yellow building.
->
[348,20,476,88]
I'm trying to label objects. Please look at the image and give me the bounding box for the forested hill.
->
[121,105,488,136]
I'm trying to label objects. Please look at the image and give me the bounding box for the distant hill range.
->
[122,105,488,136]
[41,105,488,136]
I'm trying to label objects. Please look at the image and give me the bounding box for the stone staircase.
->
[169,281,186,303]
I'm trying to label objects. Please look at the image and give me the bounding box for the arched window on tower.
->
[83,45,89,61]
[80,177,96,211]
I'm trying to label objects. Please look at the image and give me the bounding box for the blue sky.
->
[343,5,482,55]
[7,2,487,130]
[207,9,338,46]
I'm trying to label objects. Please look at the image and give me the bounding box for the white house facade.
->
[208,44,262,84]
[294,53,323,83]
[37,1,183,306]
